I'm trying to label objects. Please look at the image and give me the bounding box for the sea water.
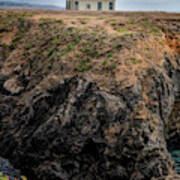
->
[116,0,180,12]
[170,150,180,174]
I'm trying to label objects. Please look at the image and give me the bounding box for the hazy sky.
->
[1,0,180,12]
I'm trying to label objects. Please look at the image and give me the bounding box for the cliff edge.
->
[0,10,180,180]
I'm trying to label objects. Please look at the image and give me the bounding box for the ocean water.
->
[170,150,180,174]
[116,0,180,12]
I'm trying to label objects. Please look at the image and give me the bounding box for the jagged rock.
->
[0,55,180,179]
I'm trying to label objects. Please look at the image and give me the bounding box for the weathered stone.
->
[3,77,24,95]
[0,56,180,179]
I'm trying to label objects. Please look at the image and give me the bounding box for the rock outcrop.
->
[0,10,180,180]
[0,55,180,179]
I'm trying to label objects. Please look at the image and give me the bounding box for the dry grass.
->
[0,10,179,90]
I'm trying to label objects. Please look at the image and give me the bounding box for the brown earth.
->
[0,10,180,180]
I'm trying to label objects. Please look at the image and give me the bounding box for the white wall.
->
[69,0,115,11]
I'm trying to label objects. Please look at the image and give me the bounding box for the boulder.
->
[3,77,24,95]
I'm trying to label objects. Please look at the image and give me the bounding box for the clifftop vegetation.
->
[0,10,179,91]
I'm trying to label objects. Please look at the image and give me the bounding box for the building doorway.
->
[98,2,102,10]
[75,1,79,10]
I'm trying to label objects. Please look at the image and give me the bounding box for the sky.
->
[1,0,180,12]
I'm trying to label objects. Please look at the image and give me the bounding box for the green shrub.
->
[75,58,91,72]
[52,37,61,45]
[129,57,142,64]
[117,28,129,33]
[56,19,63,23]
[80,20,87,24]
[103,60,107,66]
[141,21,152,27]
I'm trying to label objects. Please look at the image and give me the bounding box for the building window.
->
[86,4,91,9]
[66,0,70,9]
[109,2,113,10]
[75,1,79,10]
[98,2,102,10]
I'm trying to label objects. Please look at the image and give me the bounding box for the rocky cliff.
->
[0,10,180,180]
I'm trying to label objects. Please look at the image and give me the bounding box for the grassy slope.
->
[0,10,179,93]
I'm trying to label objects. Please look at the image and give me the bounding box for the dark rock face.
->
[0,56,180,179]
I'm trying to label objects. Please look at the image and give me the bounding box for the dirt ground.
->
[0,10,179,90]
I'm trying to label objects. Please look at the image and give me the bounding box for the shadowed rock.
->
[0,56,180,179]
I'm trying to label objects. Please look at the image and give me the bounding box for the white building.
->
[66,0,115,11]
